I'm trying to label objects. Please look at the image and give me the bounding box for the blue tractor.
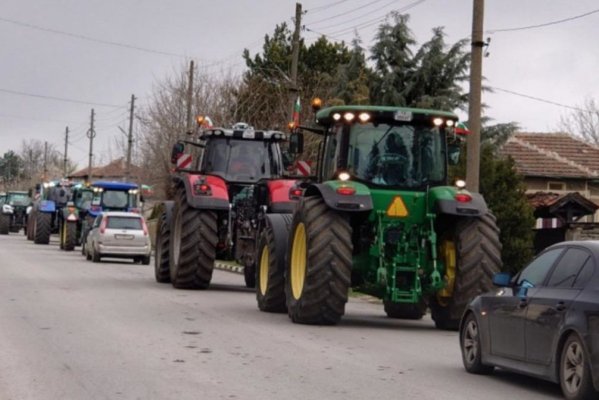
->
[79,181,141,254]
[28,180,76,246]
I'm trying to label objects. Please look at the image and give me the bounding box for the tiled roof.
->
[500,133,599,179]
[70,158,145,180]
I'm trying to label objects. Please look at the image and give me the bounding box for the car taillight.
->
[455,193,472,203]
[141,219,148,236]
[100,217,108,234]
[336,186,356,196]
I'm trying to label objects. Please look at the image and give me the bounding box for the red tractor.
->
[154,120,298,290]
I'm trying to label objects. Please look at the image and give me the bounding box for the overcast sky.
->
[1,0,598,170]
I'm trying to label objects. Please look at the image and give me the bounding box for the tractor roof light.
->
[358,112,370,123]
[196,115,205,126]
[332,113,341,121]
[433,117,444,126]
[455,179,466,189]
[311,97,322,112]
[446,120,455,127]
[338,172,350,181]
[343,112,355,122]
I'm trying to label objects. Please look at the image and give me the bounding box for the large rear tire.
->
[431,212,502,330]
[169,187,217,289]
[34,212,52,245]
[285,197,352,325]
[0,214,9,235]
[256,214,292,313]
[154,211,171,283]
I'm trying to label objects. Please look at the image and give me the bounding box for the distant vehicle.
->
[0,191,31,235]
[84,211,151,264]
[459,240,599,400]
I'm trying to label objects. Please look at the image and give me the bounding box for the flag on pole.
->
[292,96,301,128]
[455,122,471,135]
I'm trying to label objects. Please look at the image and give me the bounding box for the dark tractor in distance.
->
[264,103,502,330]
[80,181,141,255]
[153,118,297,290]
[0,191,31,235]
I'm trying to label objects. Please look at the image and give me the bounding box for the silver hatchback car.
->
[84,211,151,264]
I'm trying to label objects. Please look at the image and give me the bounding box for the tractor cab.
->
[88,181,140,216]
[297,105,463,190]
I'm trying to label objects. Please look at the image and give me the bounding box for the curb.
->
[214,261,244,274]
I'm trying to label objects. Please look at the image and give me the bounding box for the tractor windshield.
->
[74,189,94,211]
[202,138,273,182]
[346,123,446,188]
[7,192,31,206]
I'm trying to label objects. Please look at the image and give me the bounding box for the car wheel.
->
[91,245,101,263]
[560,334,598,400]
[460,313,494,374]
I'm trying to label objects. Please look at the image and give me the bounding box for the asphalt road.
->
[0,233,562,400]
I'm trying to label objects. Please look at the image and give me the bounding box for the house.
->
[500,132,599,251]
[69,158,145,182]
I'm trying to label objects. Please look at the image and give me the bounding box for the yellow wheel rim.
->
[437,239,456,305]
[259,245,269,296]
[290,223,307,300]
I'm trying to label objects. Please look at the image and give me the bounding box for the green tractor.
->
[258,104,501,330]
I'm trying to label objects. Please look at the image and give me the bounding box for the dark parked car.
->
[459,240,599,400]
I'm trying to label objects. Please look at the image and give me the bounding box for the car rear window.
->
[106,216,142,230]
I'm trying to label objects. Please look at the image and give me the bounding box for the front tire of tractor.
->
[285,196,352,325]
[154,211,171,283]
[431,212,502,331]
[256,214,292,313]
[0,214,9,235]
[34,212,52,245]
[383,300,426,320]
[169,188,217,289]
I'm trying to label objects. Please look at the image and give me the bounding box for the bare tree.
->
[137,63,240,197]
[558,97,599,144]
[18,139,74,189]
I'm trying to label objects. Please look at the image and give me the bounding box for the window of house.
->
[548,181,566,191]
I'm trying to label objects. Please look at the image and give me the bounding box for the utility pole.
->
[186,60,194,133]
[43,141,48,182]
[289,2,302,123]
[63,126,69,177]
[126,94,136,181]
[87,109,96,183]
[466,0,484,192]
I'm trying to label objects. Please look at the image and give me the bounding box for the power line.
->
[0,16,188,58]
[487,8,599,33]
[306,0,354,14]
[490,87,593,113]
[0,88,124,108]
[308,0,404,31]
[304,0,392,26]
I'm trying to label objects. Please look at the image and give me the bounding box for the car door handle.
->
[556,302,566,311]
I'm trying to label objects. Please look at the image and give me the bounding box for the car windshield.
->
[7,192,31,206]
[106,216,142,230]
[202,138,272,182]
[346,123,446,188]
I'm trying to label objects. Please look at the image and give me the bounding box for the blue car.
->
[460,240,599,400]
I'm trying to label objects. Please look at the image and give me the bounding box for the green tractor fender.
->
[428,186,488,217]
[303,181,373,213]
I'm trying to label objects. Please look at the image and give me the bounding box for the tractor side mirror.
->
[170,142,185,164]
[289,132,304,155]
[447,143,461,165]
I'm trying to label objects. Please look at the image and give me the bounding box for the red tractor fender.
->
[267,179,297,213]
[173,174,230,210]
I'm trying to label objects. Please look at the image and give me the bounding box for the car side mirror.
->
[492,272,512,287]
[171,142,185,164]
[289,132,304,155]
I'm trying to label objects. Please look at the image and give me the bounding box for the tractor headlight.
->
[455,179,466,189]
[2,204,14,214]
[338,171,350,181]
